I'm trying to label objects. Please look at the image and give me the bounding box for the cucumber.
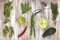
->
[42,28,56,38]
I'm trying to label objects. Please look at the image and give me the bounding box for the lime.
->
[37,18,48,28]
[17,16,26,25]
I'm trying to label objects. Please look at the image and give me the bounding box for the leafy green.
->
[4,1,13,23]
[4,18,10,24]
[4,1,13,18]
[21,2,31,14]
[51,3,58,24]
[9,26,14,38]
[42,28,56,38]
[30,9,44,37]
[3,26,14,38]
[3,26,9,37]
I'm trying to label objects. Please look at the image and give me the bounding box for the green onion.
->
[30,9,44,37]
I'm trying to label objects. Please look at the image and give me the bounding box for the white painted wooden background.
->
[0,0,60,40]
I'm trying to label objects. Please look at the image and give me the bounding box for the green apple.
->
[37,18,48,28]
[17,16,26,25]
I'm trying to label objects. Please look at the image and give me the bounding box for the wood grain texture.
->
[0,0,60,40]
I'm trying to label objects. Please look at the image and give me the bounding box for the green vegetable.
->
[51,2,58,24]
[30,9,44,37]
[9,26,14,38]
[21,2,31,14]
[4,1,13,23]
[4,1,12,17]
[4,18,10,24]
[3,26,9,37]
[42,28,56,38]
[3,26,14,38]
[17,16,26,25]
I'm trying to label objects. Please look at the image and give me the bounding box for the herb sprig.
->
[9,26,14,38]
[4,1,13,24]
[3,26,14,38]
[51,2,58,24]
[3,26,9,37]
[21,2,31,14]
